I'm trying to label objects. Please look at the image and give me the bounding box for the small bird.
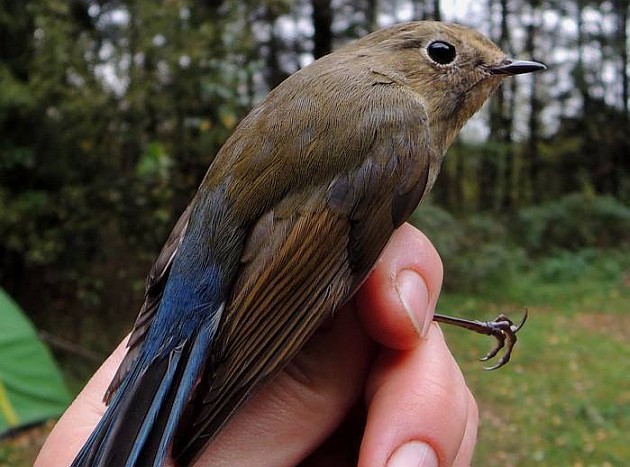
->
[72,21,545,467]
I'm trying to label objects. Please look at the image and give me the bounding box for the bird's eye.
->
[427,41,457,65]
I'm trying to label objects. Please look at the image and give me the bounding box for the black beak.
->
[490,59,547,75]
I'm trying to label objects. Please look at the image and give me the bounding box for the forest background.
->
[1,0,629,465]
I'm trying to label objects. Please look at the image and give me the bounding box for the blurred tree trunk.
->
[124,1,143,173]
[499,0,516,211]
[262,4,290,90]
[312,0,332,58]
[525,4,542,205]
[411,0,441,20]
[615,0,629,197]
[573,0,598,196]
[366,0,378,30]
[0,0,34,297]
[412,0,425,20]
[482,0,499,211]
[575,0,605,194]
[483,0,514,211]
[0,0,33,81]
[433,0,442,21]
[618,0,629,119]
[576,0,592,111]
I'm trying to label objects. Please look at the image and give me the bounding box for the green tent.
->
[0,288,70,436]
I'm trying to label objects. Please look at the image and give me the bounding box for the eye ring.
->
[427,41,457,65]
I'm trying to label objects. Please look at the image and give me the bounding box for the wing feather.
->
[104,203,193,403]
[173,198,352,462]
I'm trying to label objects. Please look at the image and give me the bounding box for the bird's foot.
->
[433,309,528,370]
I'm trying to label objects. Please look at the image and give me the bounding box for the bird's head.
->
[347,21,546,149]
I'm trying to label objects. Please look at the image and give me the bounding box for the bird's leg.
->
[433,309,528,371]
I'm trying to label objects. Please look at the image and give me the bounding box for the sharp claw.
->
[483,335,514,370]
[433,309,528,370]
[479,341,500,361]
[514,308,528,332]
[483,358,507,371]
[477,313,523,370]
[479,326,506,362]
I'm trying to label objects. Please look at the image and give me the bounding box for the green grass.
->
[440,253,630,466]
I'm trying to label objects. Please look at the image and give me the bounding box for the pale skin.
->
[37,224,478,467]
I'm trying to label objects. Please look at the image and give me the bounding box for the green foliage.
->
[136,142,172,181]
[0,0,258,346]
[411,193,630,293]
[411,202,528,292]
[534,248,628,284]
[536,249,593,282]
[517,193,630,253]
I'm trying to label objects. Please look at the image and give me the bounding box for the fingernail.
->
[396,269,431,338]
[387,441,439,467]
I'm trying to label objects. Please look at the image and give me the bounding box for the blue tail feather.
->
[125,345,184,467]
[71,318,217,467]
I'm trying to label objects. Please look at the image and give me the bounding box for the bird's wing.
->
[172,118,430,465]
[104,202,193,403]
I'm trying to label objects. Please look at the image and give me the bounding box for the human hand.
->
[37,223,477,466]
